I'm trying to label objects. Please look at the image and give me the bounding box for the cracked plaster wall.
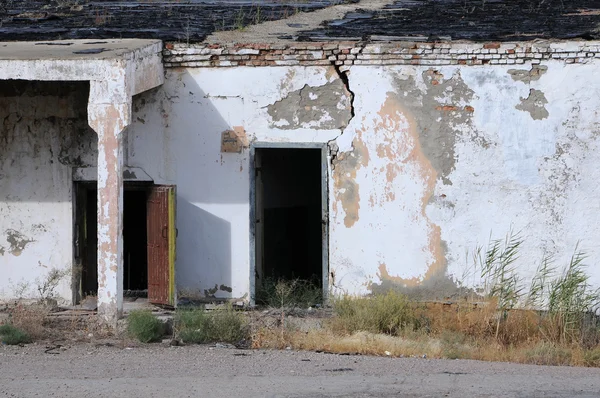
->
[7,61,596,303]
[129,60,600,301]
[127,66,346,300]
[0,81,96,302]
[331,62,600,298]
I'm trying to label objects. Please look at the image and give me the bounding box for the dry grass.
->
[250,290,600,367]
[7,303,49,340]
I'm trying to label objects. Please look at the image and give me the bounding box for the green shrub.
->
[175,305,248,344]
[127,310,165,343]
[330,290,421,336]
[0,324,31,345]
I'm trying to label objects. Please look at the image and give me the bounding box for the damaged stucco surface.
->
[128,66,345,299]
[0,81,95,301]
[330,61,600,298]
[267,77,352,130]
[126,59,600,301]
[7,51,600,304]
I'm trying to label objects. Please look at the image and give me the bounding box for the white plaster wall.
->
[0,81,96,303]
[332,62,600,297]
[129,67,342,299]
[126,60,600,301]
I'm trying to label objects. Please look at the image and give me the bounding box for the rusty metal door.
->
[147,185,177,307]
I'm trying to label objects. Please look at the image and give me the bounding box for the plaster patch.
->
[516,88,549,120]
[507,65,548,84]
[392,69,480,185]
[267,79,352,130]
[5,229,34,256]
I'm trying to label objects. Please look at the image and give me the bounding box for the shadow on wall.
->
[131,69,250,300]
[176,199,232,300]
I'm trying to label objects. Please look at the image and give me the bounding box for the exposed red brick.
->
[483,42,501,49]
[464,106,475,113]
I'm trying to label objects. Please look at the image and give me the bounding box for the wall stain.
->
[5,229,34,256]
[516,88,549,120]
[219,284,233,293]
[367,92,456,298]
[332,130,370,228]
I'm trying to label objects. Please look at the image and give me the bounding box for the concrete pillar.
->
[88,100,131,327]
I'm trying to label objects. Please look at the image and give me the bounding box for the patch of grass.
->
[583,347,600,367]
[0,324,30,345]
[127,310,165,343]
[175,305,248,344]
[256,278,322,310]
[440,331,473,359]
[330,290,422,336]
[523,342,572,366]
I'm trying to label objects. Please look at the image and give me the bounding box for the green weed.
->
[0,324,30,345]
[175,305,248,344]
[127,310,165,343]
[330,290,422,336]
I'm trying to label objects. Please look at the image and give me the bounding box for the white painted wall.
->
[130,61,600,301]
[4,58,600,304]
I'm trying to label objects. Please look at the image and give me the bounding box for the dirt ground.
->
[1,342,600,398]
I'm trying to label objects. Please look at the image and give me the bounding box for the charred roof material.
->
[302,0,600,42]
[0,0,356,42]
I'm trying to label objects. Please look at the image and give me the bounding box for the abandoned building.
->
[2,0,600,325]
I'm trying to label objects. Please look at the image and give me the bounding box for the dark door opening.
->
[74,183,149,301]
[254,147,325,301]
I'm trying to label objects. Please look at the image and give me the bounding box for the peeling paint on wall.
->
[267,78,352,130]
[516,88,549,120]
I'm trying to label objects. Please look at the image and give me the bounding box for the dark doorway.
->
[254,147,325,296]
[74,182,149,301]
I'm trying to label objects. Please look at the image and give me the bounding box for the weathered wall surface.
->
[129,55,600,301]
[331,62,600,298]
[128,66,348,299]
[0,81,96,302]
[5,43,600,304]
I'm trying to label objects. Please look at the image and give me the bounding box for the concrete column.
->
[88,101,131,327]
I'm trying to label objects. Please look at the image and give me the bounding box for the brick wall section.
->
[163,41,600,68]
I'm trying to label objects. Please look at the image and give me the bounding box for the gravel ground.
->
[1,342,600,398]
